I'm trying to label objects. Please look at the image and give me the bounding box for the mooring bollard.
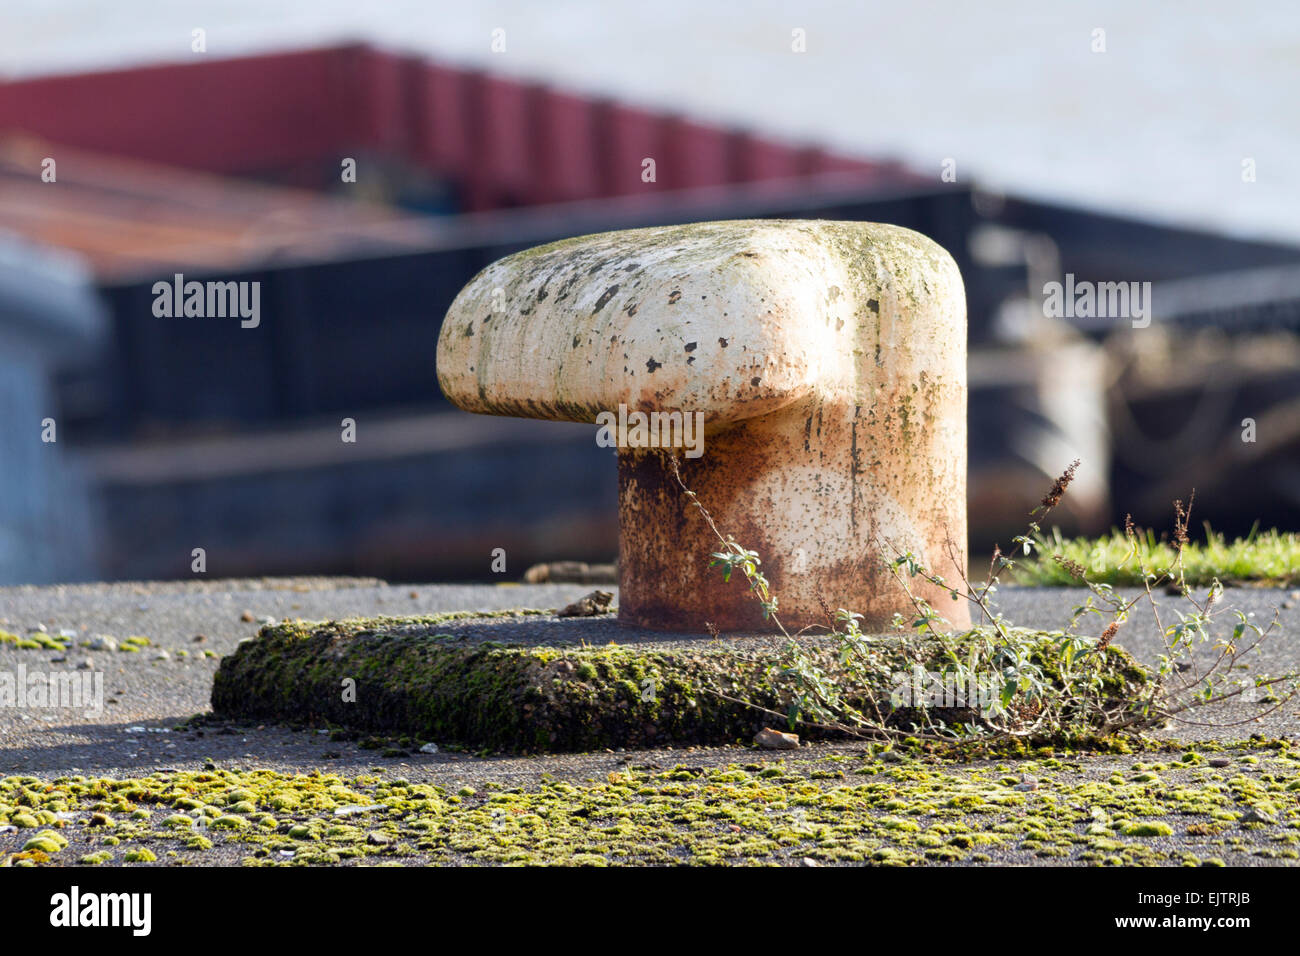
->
[437,220,968,632]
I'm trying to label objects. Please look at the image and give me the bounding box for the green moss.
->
[22,832,65,854]
[1122,822,1174,838]
[267,791,300,811]
[3,739,1294,868]
[881,817,921,832]
[211,614,1148,753]
[123,848,156,863]
[0,629,70,651]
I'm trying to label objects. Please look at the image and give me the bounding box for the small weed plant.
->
[668,456,1298,744]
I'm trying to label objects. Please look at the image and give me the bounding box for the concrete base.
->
[210,609,1142,753]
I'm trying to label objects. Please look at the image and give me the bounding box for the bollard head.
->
[438,219,967,633]
[437,220,850,426]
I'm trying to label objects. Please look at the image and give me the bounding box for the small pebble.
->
[1241,807,1277,825]
[754,727,800,750]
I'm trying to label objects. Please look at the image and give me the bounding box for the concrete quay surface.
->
[1,578,1296,779]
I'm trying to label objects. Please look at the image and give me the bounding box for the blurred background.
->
[2,1,1299,585]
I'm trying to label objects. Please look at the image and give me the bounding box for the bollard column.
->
[437,219,968,632]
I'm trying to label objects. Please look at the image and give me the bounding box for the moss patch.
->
[0,629,71,652]
[0,630,160,653]
[2,741,1298,867]
[211,614,1147,753]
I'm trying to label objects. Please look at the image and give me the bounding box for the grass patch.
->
[1013,527,1300,587]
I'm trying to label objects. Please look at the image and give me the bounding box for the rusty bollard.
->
[437,220,968,632]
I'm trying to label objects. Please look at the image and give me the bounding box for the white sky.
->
[3,0,1298,245]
